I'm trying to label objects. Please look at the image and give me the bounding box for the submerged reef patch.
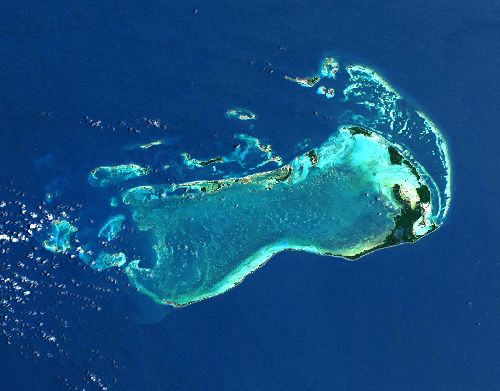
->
[181,134,282,171]
[226,108,256,120]
[91,252,126,271]
[321,57,340,78]
[98,215,125,241]
[139,140,165,149]
[316,86,335,98]
[88,164,150,187]
[42,219,77,253]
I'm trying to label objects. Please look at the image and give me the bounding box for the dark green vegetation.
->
[387,146,421,180]
[198,157,224,167]
[346,183,430,260]
[306,76,321,86]
[416,185,431,203]
[349,126,372,137]
[388,146,404,164]
[384,184,424,244]
[178,166,293,195]
[403,160,421,180]
[285,75,321,87]
[306,150,319,165]
[122,122,443,306]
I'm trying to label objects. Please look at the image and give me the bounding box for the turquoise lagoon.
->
[45,58,451,307]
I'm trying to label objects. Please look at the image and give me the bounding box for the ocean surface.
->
[0,1,499,390]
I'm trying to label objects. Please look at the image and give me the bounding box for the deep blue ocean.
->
[0,1,499,390]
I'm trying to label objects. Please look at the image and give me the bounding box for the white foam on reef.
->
[320,57,340,78]
[415,111,452,220]
[345,64,401,97]
[342,62,451,224]
[226,108,257,120]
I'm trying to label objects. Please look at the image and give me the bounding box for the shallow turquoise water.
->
[72,58,451,306]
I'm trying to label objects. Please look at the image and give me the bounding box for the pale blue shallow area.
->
[0,1,498,391]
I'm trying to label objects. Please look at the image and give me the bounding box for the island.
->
[72,56,451,308]
[226,108,257,120]
[122,124,438,307]
[284,75,321,87]
[42,219,77,253]
[181,153,225,169]
[88,164,150,187]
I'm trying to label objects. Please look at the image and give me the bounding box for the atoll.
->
[42,219,77,253]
